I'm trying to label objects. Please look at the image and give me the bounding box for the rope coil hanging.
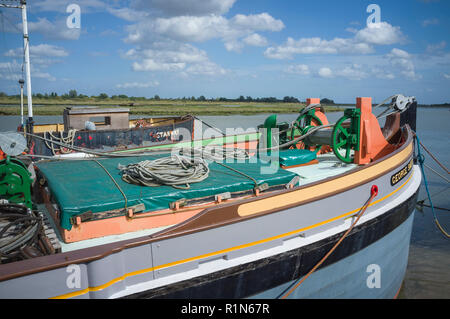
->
[44,129,77,155]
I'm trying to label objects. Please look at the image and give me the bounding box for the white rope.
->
[118,155,210,189]
[176,146,250,162]
[44,129,77,155]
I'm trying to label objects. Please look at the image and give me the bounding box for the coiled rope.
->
[0,203,52,263]
[118,155,210,190]
[177,146,250,162]
[44,129,77,155]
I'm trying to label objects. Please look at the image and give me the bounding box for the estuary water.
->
[0,107,449,299]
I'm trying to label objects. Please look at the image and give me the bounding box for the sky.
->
[0,0,449,104]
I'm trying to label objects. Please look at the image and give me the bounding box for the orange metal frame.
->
[354,97,396,165]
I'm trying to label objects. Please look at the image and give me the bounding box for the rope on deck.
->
[118,155,210,190]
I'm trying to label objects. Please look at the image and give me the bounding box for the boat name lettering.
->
[391,159,413,186]
[154,129,180,139]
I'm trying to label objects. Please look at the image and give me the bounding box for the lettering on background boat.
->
[153,128,180,139]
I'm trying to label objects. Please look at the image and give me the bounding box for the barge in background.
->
[22,106,195,158]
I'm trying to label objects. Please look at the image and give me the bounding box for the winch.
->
[261,95,416,165]
[0,133,33,208]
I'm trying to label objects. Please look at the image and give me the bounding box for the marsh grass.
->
[0,97,345,116]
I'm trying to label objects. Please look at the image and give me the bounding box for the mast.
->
[0,0,33,133]
[20,0,33,133]
[19,78,24,127]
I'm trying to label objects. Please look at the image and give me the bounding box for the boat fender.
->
[84,121,96,131]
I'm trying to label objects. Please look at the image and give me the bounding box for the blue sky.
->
[0,0,449,103]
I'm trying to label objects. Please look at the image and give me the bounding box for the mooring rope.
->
[417,140,449,174]
[277,185,379,299]
[414,134,449,238]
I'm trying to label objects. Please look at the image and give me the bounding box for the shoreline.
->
[0,101,344,116]
[0,99,447,116]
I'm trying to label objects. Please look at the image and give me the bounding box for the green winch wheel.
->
[295,111,323,128]
[331,109,361,164]
[301,125,323,153]
[0,156,33,209]
[288,110,324,144]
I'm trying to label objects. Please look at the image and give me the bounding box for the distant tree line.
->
[0,90,338,104]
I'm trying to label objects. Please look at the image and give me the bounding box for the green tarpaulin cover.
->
[278,149,317,167]
[37,155,299,230]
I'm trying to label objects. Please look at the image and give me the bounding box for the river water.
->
[0,107,449,299]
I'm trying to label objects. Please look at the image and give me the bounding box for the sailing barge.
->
[0,95,421,299]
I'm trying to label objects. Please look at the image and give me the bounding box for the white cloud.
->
[231,13,284,32]
[107,7,150,22]
[26,17,81,40]
[0,60,21,81]
[2,44,69,83]
[336,64,368,80]
[132,59,186,72]
[33,0,106,13]
[185,62,227,76]
[443,73,450,79]
[124,43,227,76]
[0,59,57,82]
[355,22,405,45]
[242,33,268,47]
[5,44,69,58]
[318,67,333,78]
[108,1,285,80]
[32,71,56,81]
[116,81,160,89]
[31,44,69,57]
[150,15,230,42]
[386,48,420,80]
[264,37,373,59]
[224,40,244,53]
[124,12,283,52]
[265,22,404,60]
[285,64,310,75]
[372,67,395,80]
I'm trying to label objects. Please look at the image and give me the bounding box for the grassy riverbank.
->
[0,97,345,116]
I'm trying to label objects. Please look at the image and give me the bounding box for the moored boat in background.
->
[24,106,195,157]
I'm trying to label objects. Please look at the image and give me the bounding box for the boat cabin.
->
[63,107,130,131]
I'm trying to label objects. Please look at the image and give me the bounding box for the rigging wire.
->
[414,133,449,238]
[0,9,21,81]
